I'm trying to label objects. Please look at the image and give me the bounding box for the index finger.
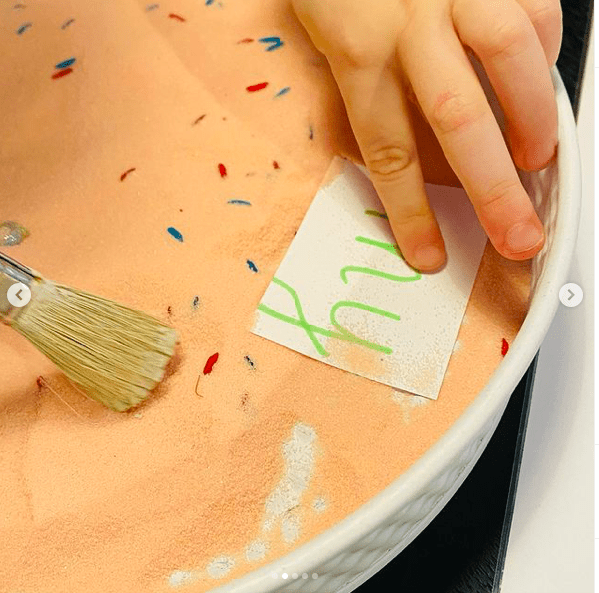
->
[399,22,545,260]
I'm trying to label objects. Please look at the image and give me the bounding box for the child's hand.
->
[292,0,561,271]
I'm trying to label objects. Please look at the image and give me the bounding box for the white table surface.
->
[500,26,595,593]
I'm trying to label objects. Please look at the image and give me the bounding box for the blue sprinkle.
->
[55,57,76,69]
[146,3,159,10]
[167,227,184,242]
[205,0,215,4]
[246,259,258,273]
[16,22,31,35]
[228,199,252,206]
[275,87,291,98]
[258,36,284,51]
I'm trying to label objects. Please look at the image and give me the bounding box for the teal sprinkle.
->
[167,227,183,242]
[16,22,31,35]
[246,259,258,273]
[55,57,76,69]
[258,36,284,51]
[275,87,290,98]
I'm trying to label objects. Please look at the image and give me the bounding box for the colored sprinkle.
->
[61,18,75,29]
[228,199,252,206]
[309,125,314,140]
[120,167,136,181]
[167,226,184,242]
[274,87,291,98]
[218,163,227,178]
[501,338,509,356]
[246,259,258,273]
[258,36,284,51]
[203,352,219,375]
[273,161,280,169]
[13,4,26,8]
[193,296,200,309]
[244,355,256,369]
[36,376,44,389]
[365,209,388,219]
[146,3,159,10]
[246,82,268,93]
[55,57,76,69]
[168,12,186,22]
[193,114,206,125]
[51,67,73,79]
[0,221,30,247]
[167,306,173,316]
[16,22,31,35]
[205,0,215,5]
[238,38,254,44]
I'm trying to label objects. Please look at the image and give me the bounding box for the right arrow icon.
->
[559,283,583,308]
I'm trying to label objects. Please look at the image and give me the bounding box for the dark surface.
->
[557,0,594,116]
[356,2,592,592]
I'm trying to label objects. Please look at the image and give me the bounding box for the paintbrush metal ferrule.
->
[0,252,40,325]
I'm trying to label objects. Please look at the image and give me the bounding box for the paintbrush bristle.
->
[13,281,178,412]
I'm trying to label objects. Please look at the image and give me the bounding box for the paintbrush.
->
[0,252,178,412]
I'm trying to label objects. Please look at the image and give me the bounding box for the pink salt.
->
[0,1,530,591]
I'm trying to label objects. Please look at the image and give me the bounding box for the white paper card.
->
[252,158,486,399]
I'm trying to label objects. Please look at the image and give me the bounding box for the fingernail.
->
[505,223,544,254]
[524,141,558,171]
[546,139,558,166]
[414,245,445,271]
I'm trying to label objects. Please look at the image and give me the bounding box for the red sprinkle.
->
[203,352,219,375]
[218,163,227,178]
[51,67,73,80]
[36,376,44,389]
[120,167,136,181]
[240,393,248,409]
[246,82,268,93]
[238,38,254,43]
[168,12,186,21]
[273,161,280,169]
[501,338,509,356]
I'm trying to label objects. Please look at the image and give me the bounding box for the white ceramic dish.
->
[209,67,581,593]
